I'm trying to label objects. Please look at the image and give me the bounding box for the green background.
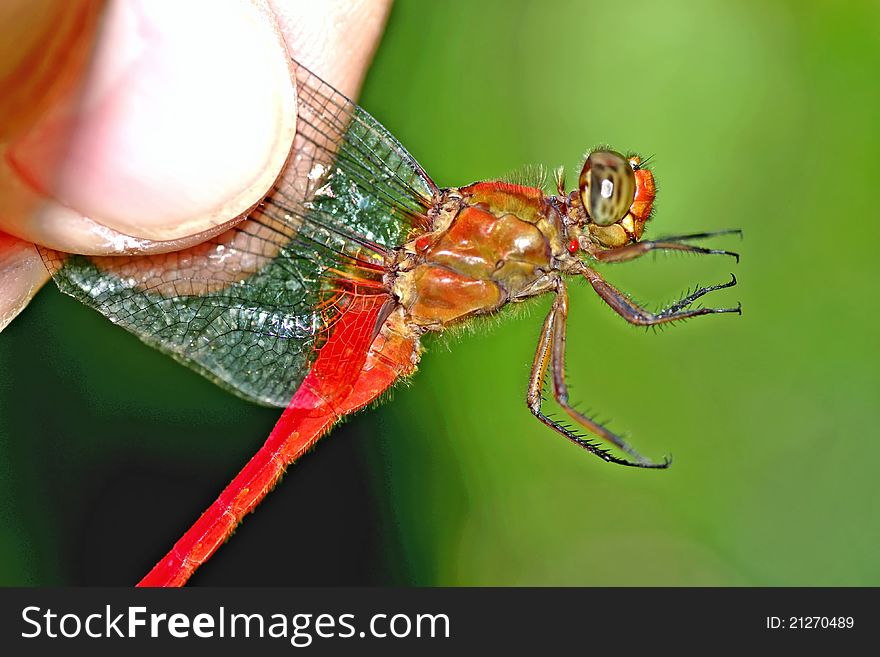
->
[1,0,878,585]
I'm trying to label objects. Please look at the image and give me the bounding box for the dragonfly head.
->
[572,149,655,248]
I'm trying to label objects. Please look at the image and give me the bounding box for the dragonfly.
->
[39,58,740,587]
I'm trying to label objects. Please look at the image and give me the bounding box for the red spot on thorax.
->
[568,238,579,255]
[415,235,432,252]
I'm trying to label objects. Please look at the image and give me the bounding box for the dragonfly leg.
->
[526,280,669,468]
[584,228,741,263]
[581,265,741,326]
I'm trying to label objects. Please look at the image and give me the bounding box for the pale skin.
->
[0,0,392,330]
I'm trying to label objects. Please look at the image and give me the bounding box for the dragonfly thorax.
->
[391,182,566,331]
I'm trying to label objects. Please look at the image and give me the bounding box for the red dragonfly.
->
[41,59,740,586]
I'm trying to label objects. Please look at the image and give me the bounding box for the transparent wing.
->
[41,59,437,407]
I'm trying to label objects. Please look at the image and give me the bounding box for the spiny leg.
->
[665,274,739,315]
[584,228,742,263]
[580,265,741,326]
[526,280,669,469]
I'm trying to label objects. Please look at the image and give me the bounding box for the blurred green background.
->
[1,0,878,585]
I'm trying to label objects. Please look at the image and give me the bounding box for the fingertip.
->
[268,0,392,97]
[4,0,297,249]
[56,0,298,242]
[1,0,392,256]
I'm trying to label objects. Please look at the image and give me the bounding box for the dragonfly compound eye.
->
[579,150,636,227]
